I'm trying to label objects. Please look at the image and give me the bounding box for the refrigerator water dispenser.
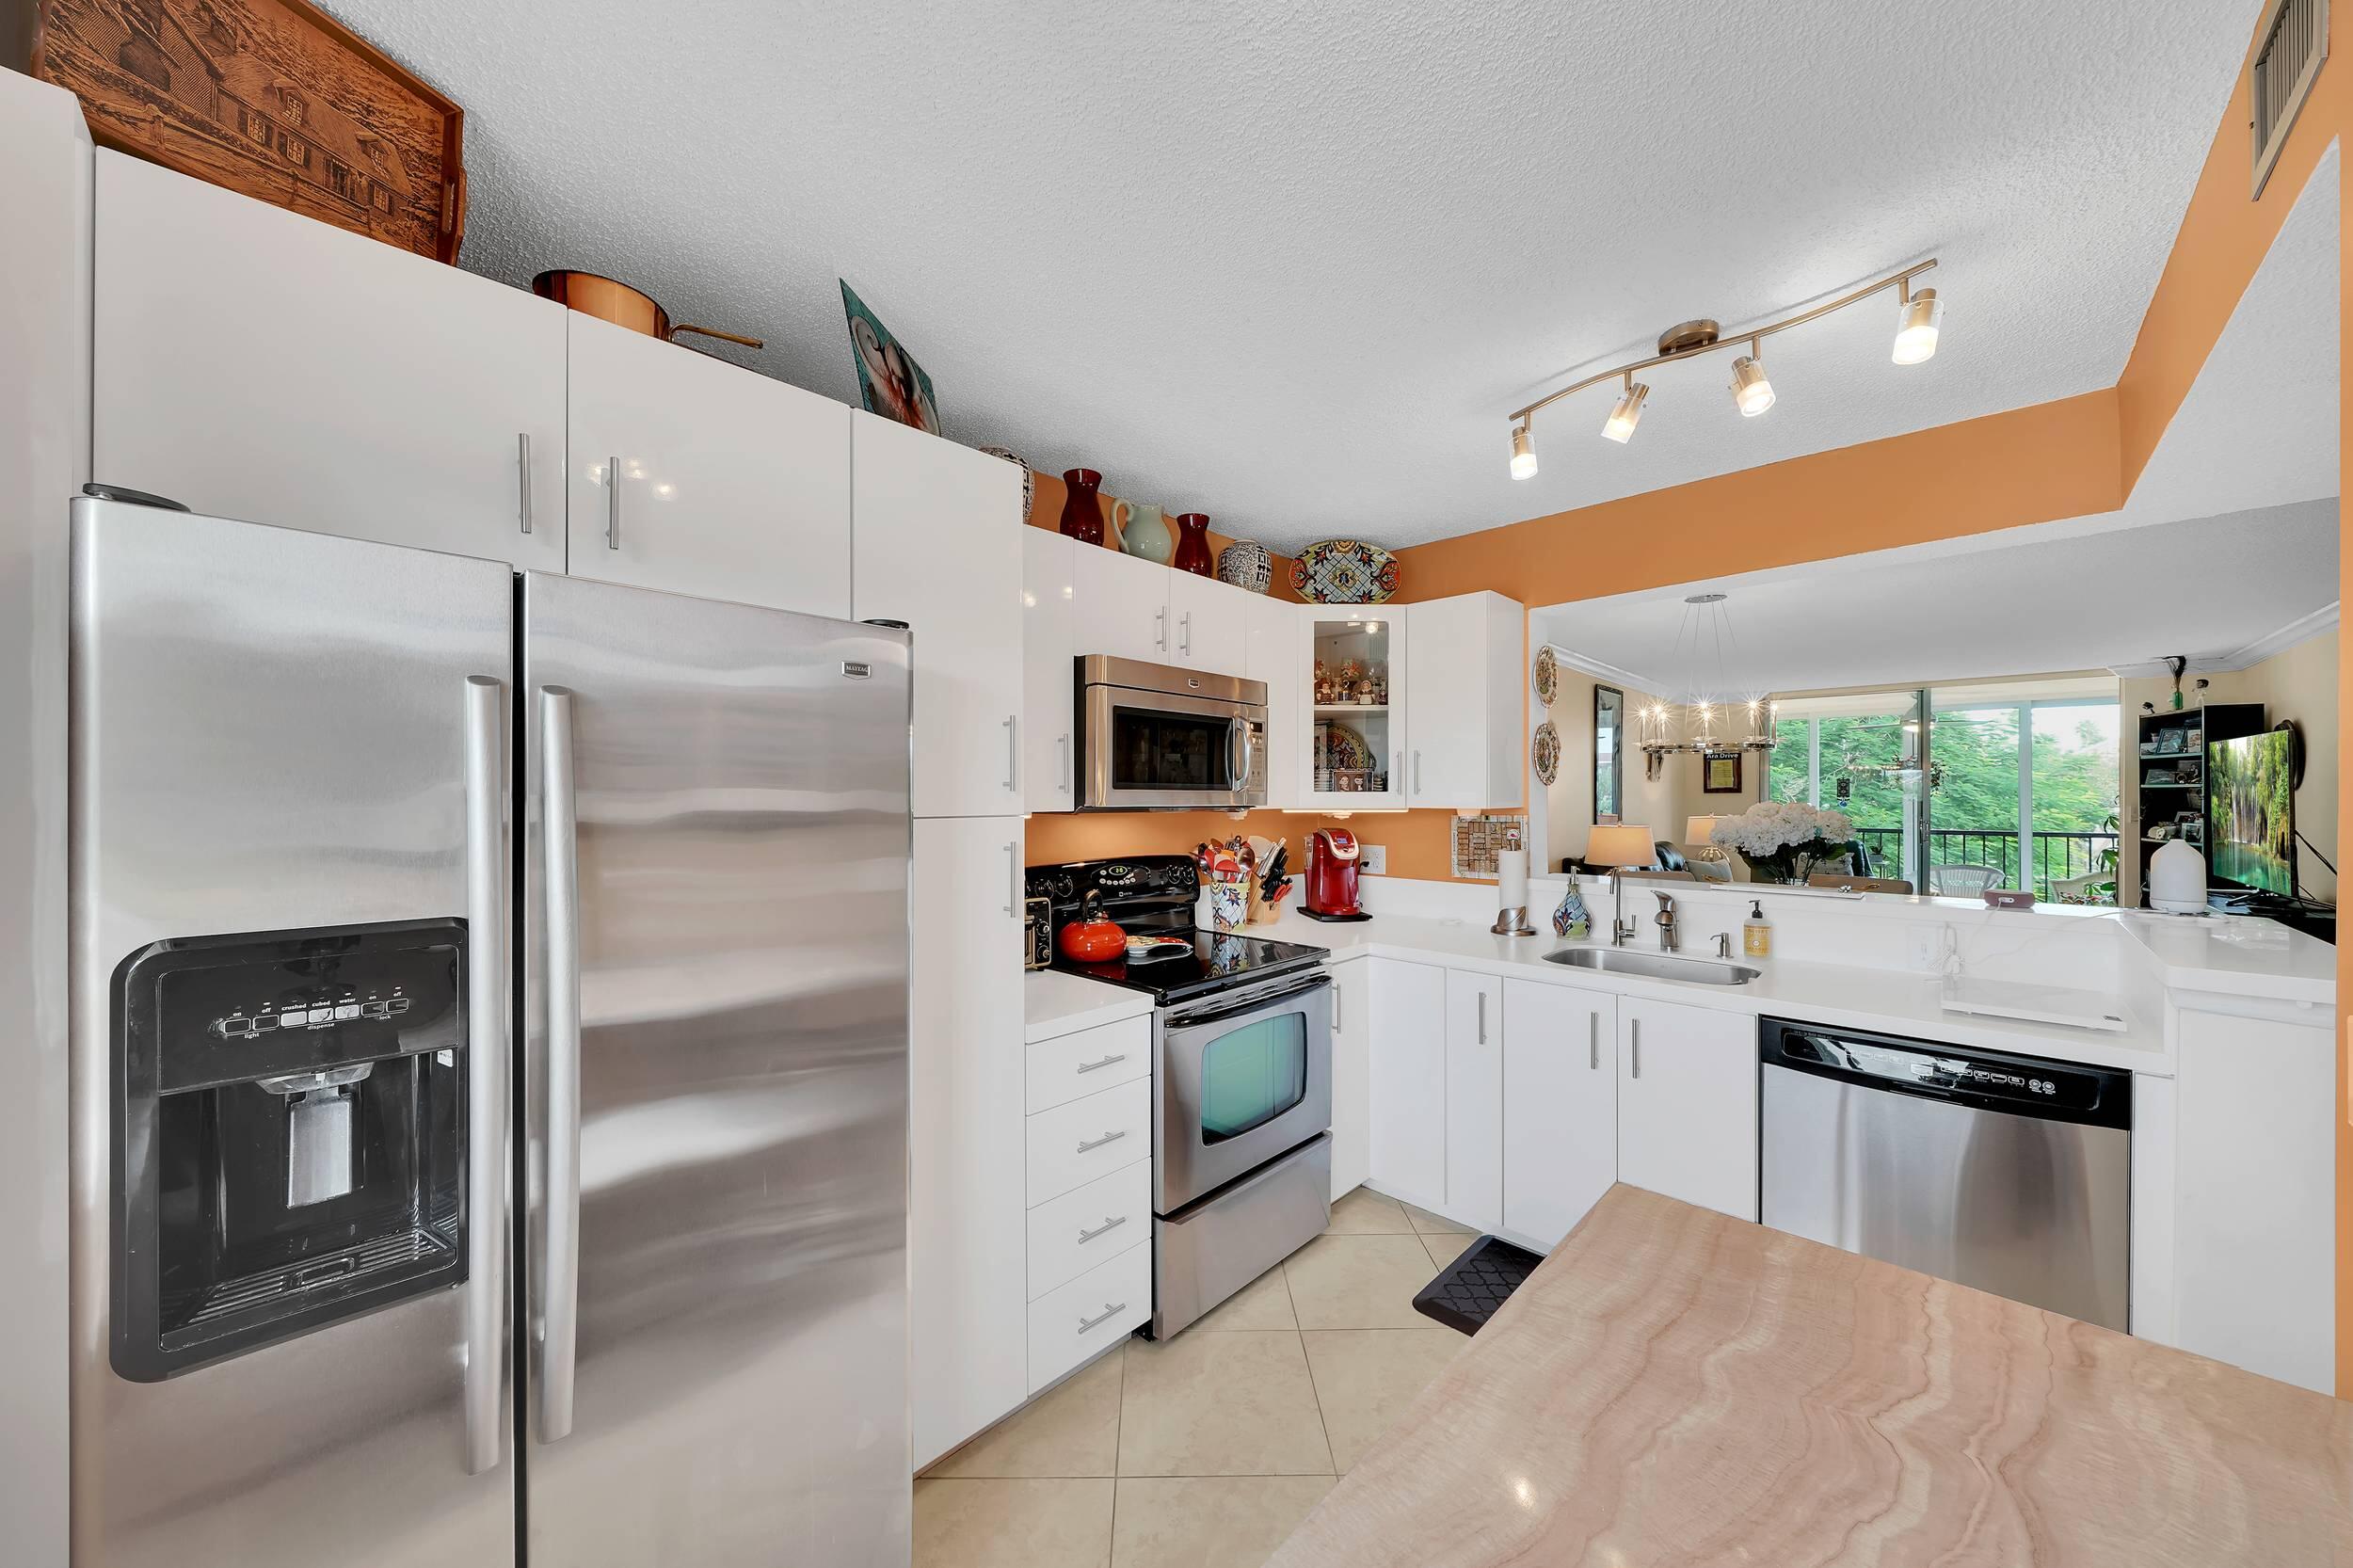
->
[111,920,471,1381]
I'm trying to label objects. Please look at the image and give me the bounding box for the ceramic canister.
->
[1217,539,1273,594]
[1120,502,1175,565]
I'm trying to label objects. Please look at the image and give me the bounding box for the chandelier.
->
[1506,260,1942,479]
[1634,593,1777,780]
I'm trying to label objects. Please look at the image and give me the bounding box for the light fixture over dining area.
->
[1506,259,1944,478]
[1635,592,1778,780]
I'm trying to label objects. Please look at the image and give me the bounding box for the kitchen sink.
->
[1542,948,1761,985]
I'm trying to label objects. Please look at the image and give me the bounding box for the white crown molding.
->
[1541,643,1656,695]
[2105,600,2338,680]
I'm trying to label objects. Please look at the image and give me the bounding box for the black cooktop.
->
[1027,854,1328,1004]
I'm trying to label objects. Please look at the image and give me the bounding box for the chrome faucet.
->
[1608,870,1639,946]
[1653,890,1679,952]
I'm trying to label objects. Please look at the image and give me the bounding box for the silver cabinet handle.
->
[1589,1012,1598,1071]
[1154,606,1167,650]
[1004,714,1019,793]
[1058,733,1071,794]
[538,686,583,1443]
[1078,1302,1129,1333]
[1332,984,1343,1032]
[516,433,534,535]
[1476,989,1487,1044]
[1074,1052,1128,1074]
[461,676,508,1476]
[605,455,621,550]
[1414,749,1424,794]
[1179,611,1192,656]
[1077,1215,1128,1244]
[1006,842,1019,917]
[1077,1129,1128,1154]
[1629,1017,1641,1080]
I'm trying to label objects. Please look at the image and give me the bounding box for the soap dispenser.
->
[1742,899,1772,958]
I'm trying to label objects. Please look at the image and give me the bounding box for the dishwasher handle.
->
[1757,1016,2130,1130]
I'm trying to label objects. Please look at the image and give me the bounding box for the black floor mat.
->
[1411,1235,1544,1336]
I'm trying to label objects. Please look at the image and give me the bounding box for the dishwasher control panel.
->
[1761,1018,2130,1129]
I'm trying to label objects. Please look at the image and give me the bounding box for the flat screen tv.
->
[2205,729,2296,898]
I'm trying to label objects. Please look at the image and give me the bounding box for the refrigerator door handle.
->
[539,685,584,1444]
[462,676,508,1476]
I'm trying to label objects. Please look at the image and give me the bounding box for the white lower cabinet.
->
[1027,1239,1153,1396]
[1367,958,1448,1208]
[908,817,1028,1469]
[1326,959,1372,1199]
[1026,1160,1153,1301]
[1443,971,1504,1234]
[1027,1078,1153,1205]
[1026,1015,1151,1113]
[1615,997,1758,1222]
[1501,981,1617,1249]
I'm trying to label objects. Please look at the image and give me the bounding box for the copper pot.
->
[531,270,764,352]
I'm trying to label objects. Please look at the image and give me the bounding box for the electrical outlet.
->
[1906,923,1946,970]
[1359,843,1387,874]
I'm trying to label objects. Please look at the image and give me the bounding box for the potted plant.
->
[1710,801,1857,885]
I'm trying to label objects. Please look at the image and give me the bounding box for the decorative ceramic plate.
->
[1321,721,1373,772]
[1532,647,1559,709]
[1290,539,1399,604]
[1531,721,1561,786]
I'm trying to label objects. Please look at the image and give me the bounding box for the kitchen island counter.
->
[1267,1183,2353,1568]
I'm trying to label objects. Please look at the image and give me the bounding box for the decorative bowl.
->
[1289,539,1399,604]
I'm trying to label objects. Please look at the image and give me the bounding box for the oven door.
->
[1155,969,1332,1212]
[1080,680,1267,810]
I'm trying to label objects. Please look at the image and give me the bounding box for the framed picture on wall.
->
[1593,685,1624,821]
[1703,750,1742,793]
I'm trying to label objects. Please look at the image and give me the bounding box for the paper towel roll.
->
[1497,849,1528,911]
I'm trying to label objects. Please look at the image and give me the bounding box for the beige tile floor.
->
[916,1188,1477,1568]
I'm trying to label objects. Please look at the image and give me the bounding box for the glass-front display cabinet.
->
[1297,611,1406,808]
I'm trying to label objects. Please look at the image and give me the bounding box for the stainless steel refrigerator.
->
[69,497,912,1566]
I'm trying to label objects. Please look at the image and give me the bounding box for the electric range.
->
[1024,855,1327,1005]
[1025,855,1336,1339]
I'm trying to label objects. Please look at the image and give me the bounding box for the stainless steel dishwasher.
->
[1759,1017,2132,1331]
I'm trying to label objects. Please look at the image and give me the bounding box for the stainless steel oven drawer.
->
[1151,1133,1330,1339]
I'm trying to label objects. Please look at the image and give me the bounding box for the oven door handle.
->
[1163,969,1330,1032]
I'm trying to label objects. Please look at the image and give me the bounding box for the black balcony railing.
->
[1850,827,2119,900]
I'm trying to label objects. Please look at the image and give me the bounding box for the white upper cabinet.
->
[567,314,851,616]
[852,413,1023,818]
[1242,596,1304,807]
[93,151,567,571]
[1403,591,1525,809]
[1501,979,1616,1250]
[1167,570,1250,677]
[1022,529,1079,813]
[1615,997,1757,1222]
[1072,545,1174,664]
[1298,608,1408,808]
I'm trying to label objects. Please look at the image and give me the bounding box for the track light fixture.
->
[1504,259,1941,476]
[1601,376,1648,442]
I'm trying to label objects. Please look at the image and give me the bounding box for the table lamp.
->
[1685,816,1735,882]
[1585,824,1656,872]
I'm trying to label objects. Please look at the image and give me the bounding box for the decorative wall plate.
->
[1532,647,1559,708]
[1289,539,1399,604]
[1531,721,1561,786]
[1320,721,1373,772]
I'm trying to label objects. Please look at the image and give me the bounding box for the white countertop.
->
[1023,967,1154,1042]
[2115,910,2336,1005]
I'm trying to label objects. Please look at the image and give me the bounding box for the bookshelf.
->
[2133,701,2262,906]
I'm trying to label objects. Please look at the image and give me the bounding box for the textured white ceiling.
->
[319,0,2251,552]
[1535,498,2339,697]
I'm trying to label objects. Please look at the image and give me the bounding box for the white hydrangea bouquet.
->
[1710,801,1856,884]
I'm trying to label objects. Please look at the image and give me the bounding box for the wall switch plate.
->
[1906,923,1948,970]
[1360,843,1387,874]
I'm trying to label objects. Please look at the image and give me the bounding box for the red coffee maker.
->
[1303,828,1367,920]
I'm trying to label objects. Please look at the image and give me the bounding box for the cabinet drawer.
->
[1027,1159,1152,1301]
[1027,1078,1153,1207]
[1027,1016,1152,1113]
[1027,1237,1151,1394]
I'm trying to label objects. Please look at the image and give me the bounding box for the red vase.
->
[1059,469,1105,545]
[1171,513,1213,575]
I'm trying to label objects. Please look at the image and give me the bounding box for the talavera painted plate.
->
[1290,539,1400,604]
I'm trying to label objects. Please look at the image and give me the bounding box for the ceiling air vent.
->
[2250,0,2329,198]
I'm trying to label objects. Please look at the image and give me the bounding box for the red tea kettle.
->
[1057,890,1127,963]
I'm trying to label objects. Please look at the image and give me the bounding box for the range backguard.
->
[112,920,471,1381]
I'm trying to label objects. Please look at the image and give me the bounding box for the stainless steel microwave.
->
[1078,655,1269,810]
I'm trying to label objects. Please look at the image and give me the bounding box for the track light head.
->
[1601,381,1649,443]
[1892,286,1942,364]
[1510,423,1537,479]
[1729,355,1775,417]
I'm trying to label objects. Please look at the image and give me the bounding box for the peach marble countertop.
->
[1266,1185,2353,1568]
